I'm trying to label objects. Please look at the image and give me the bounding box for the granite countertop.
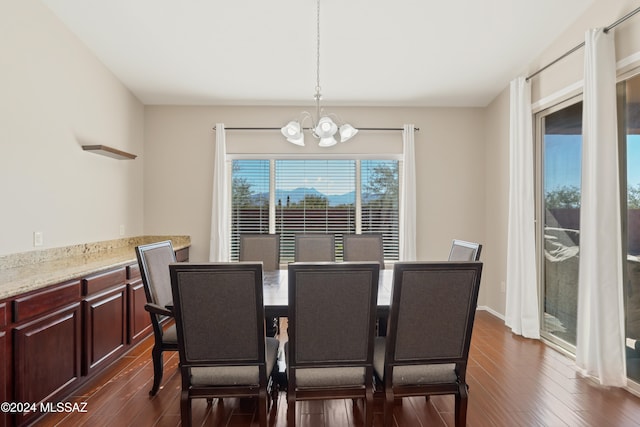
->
[0,235,190,300]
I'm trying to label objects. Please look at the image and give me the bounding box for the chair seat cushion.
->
[190,337,279,386]
[284,341,366,388]
[373,337,457,385]
[162,324,177,345]
[294,367,366,388]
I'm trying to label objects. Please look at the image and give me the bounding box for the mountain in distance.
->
[275,187,324,204]
[254,187,368,206]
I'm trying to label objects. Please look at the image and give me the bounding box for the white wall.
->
[143,106,486,264]
[531,0,640,105]
[482,88,511,314]
[0,0,145,256]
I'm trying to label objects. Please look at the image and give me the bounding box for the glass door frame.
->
[534,94,583,355]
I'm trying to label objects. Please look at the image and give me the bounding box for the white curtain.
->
[209,123,230,262]
[400,124,417,261]
[576,28,626,386]
[505,77,540,339]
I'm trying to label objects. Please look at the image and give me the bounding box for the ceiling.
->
[40,0,596,107]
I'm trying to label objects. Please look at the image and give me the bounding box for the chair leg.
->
[455,383,469,427]
[258,389,268,427]
[270,378,279,410]
[180,391,191,427]
[149,346,164,396]
[365,387,374,427]
[383,389,394,427]
[287,391,296,426]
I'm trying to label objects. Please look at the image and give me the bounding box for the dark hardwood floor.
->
[35,311,640,426]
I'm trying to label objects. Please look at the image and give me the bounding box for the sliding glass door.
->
[537,98,582,349]
[536,69,640,382]
[622,72,640,383]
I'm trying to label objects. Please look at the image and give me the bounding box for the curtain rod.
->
[526,6,640,81]
[212,126,419,131]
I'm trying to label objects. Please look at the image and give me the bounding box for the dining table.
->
[262,268,394,318]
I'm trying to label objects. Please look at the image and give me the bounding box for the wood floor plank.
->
[32,311,640,427]
[323,400,354,427]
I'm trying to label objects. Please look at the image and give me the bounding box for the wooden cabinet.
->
[12,281,82,426]
[0,301,9,427]
[127,263,152,345]
[4,244,189,426]
[82,268,127,376]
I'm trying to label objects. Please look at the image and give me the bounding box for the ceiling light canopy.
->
[280,0,358,148]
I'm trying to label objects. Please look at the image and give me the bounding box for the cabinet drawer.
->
[82,268,126,296]
[13,280,81,323]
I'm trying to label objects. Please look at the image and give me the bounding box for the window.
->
[536,98,582,349]
[230,159,270,260]
[230,159,400,263]
[361,160,399,260]
[275,160,356,261]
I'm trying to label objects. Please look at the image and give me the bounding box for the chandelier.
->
[280,0,358,147]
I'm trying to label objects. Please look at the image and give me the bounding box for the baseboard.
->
[477,305,505,321]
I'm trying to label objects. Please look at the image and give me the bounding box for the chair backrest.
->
[448,239,482,261]
[287,262,379,367]
[385,262,483,376]
[239,234,281,271]
[343,234,385,269]
[169,262,266,368]
[136,240,177,314]
[294,234,335,262]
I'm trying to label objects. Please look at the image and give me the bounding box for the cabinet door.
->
[14,303,81,425]
[175,247,189,262]
[128,279,152,344]
[83,285,127,375]
[0,328,8,427]
[0,301,8,427]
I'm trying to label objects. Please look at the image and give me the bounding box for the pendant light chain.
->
[314,0,322,119]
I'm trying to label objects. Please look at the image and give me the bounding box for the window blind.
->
[229,158,400,262]
[361,160,400,260]
[275,160,356,262]
[230,159,270,260]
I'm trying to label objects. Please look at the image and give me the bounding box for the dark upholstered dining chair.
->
[373,262,483,427]
[239,234,281,336]
[287,262,380,427]
[343,234,385,268]
[448,239,482,261]
[294,234,335,262]
[240,234,281,271]
[169,262,279,427]
[135,240,178,396]
[343,234,387,336]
